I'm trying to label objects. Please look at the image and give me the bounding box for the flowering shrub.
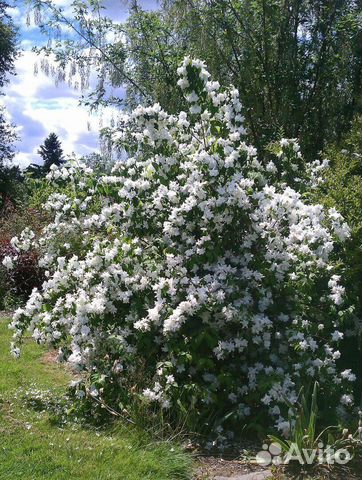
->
[0,237,43,308]
[7,58,359,439]
[0,203,48,308]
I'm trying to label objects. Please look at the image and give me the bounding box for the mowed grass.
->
[0,318,192,480]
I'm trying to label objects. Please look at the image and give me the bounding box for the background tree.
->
[0,160,22,209]
[26,0,362,158]
[0,118,21,207]
[0,1,20,210]
[0,106,16,165]
[36,132,64,174]
[0,1,17,87]
[123,0,362,157]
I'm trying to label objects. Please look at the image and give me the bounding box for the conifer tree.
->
[38,132,64,173]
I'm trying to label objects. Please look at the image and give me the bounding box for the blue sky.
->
[3,0,157,168]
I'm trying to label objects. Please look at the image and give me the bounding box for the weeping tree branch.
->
[32,0,148,98]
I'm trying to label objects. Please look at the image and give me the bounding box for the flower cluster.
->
[9,58,357,437]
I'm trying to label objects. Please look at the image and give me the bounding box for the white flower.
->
[341,369,356,382]
[10,342,20,358]
[166,375,175,385]
[340,394,354,406]
[331,331,344,342]
[89,385,99,397]
[185,91,199,103]
[2,255,15,270]
[177,77,189,89]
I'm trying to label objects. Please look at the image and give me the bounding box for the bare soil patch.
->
[194,456,269,479]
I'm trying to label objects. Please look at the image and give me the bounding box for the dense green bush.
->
[317,116,362,237]
[313,117,362,405]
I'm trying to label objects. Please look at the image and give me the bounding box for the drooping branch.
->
[30,0,148,98]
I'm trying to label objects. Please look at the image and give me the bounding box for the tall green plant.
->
[269,382,362,470]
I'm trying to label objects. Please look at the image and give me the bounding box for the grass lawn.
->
[0,318,193,480]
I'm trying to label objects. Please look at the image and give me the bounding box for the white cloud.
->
[4,51,100,168]
[13,152,36,169]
